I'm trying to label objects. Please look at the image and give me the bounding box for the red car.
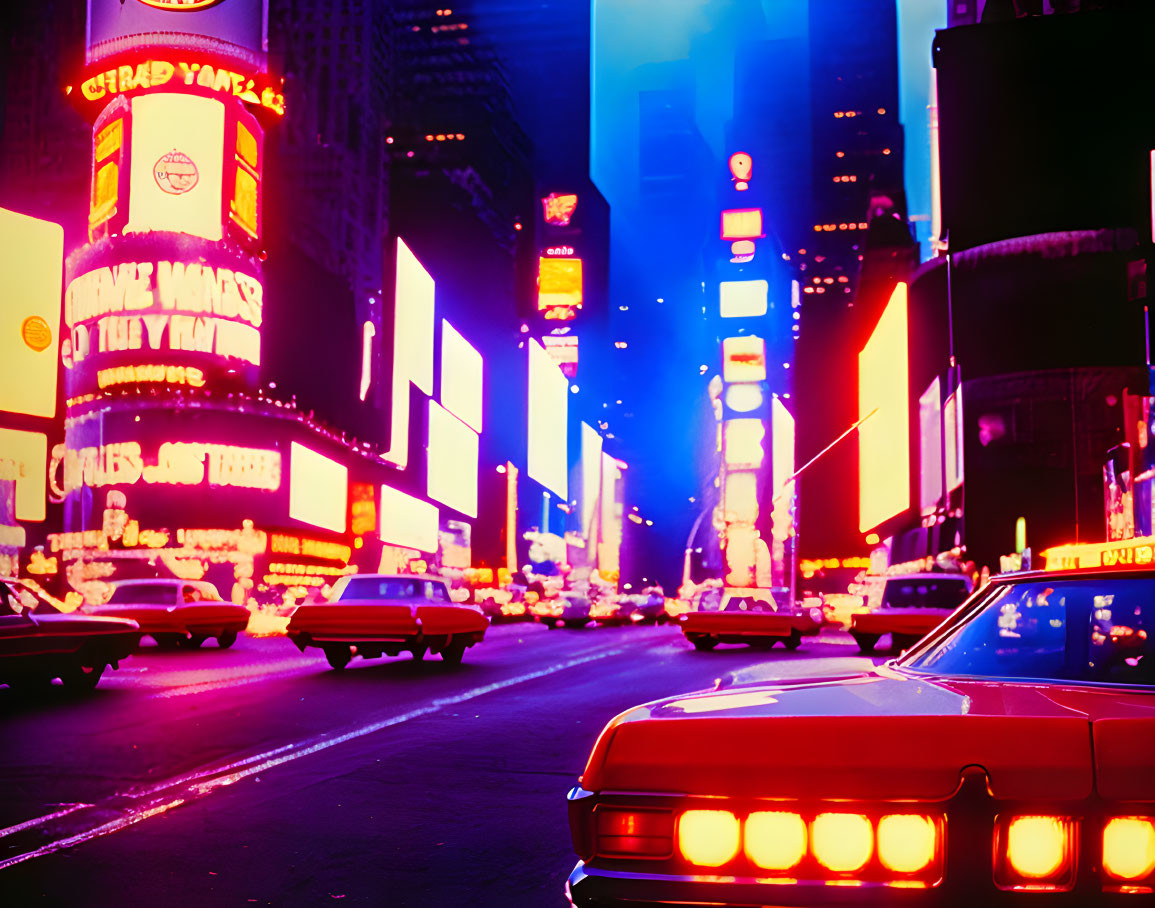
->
[678,588,822,651]
[88,579,250,649]
[850,572,973,653]
[287,573,488,669]
[566,568,1155,906]
[1,578,140,692]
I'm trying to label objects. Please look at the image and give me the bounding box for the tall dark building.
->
[795,0,910,559]
[269,0,393,312]
[0,1,89,249]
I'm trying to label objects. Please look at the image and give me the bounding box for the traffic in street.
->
[0,622,876,905]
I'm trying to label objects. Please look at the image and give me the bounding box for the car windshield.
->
[334,577,449,602]
[882,577,970,609]
[902,576,1154,686]
[107,583,178,604]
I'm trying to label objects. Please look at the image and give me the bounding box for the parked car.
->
[850,572,973,653]
[565,566,1155,906]
[678,587,822,651]
[88,578,249,649]
[286,573,488,669]
[1,578,140,692]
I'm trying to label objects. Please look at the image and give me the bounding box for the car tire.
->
[850,631,880,653]
[412,644,427,662]
[324,645,353,670]
[563,619,588,629]
[441,642,466,665]
[60,662,104,692]
[783,631,802,651]
[183,634,207,649]
[691,635,718,651]
[217,630,238,649]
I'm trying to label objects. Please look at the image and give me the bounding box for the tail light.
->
[744,811,806,871]
[877,814,940,874]
[677,809,741,867]
[593,807,673,859]
[995,815,1077,891]
[1102,817,1155,889]
[811,812,873,872]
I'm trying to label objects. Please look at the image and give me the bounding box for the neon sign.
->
[270,533,352,563]
[541,193,578,226]
[545,246,575,256]
[90,115,125,235]
[137,0,225,10]
[66,262,263,328]
[79,58,285,117]
[729,152,752,191]
[538,256,583,313]
[60,442,281,493]
[97,364,207,389]
[721,208,764,240]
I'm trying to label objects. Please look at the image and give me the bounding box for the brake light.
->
[1102,817,1155,884]
[744,811,806,871]
[594,807,673,859]
[996,815,1076,891]
[677,809,740,867]
[812,813,873,872]
[877,814,938,874]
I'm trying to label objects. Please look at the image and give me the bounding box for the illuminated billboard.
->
[87,0,269,64]
[0,428,48,522]
[724,419,765,469]
[580,422,602,542]
[89,103,130,240]
[440,320,482,433]
[379,485,439,553]
[126,93,226,241]
[384,238,435,469]
[527,339,568,499]
[720,280,767,318]
[858,283,910,532]
[542,335,578,378]
[427,401,479,518]
[75,53,284,119]
[0,208,63,419]
[722,335,767,383]
[720,208,764,240]
[63,247,264,397]
[538,257,583,317]
[919,377,943,515]
[541,192,578,226]
[289,443,347,534]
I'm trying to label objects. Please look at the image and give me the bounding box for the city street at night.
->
[1,625,874,905]
[3,0,1155,905]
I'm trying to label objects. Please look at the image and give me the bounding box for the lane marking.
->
[0,640,651,871]
[0,803,93,840]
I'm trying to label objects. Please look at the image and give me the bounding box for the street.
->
[1,624,877,906]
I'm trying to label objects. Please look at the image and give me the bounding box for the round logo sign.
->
[137,0,226,10]
[21,316,53,352]
[154,150,199,194]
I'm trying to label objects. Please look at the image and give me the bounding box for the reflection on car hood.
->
[579,667,1155,802]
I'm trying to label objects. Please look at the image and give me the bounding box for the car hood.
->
[580,667,1155,802]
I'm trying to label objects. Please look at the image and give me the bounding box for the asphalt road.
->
[0,622,881,906]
